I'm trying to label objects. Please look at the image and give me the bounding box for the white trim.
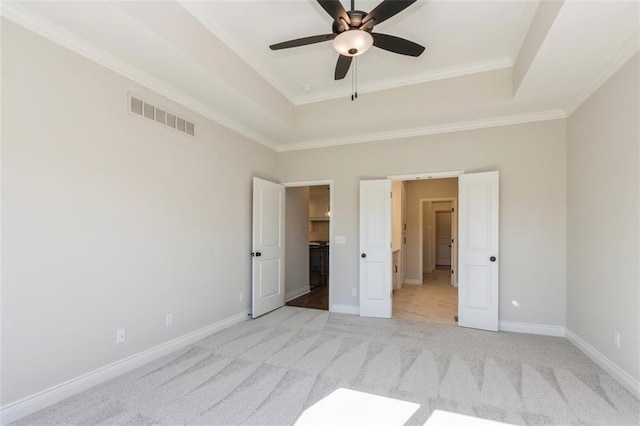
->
[296,58,513,106]
[498,320,565,337]
[388,171,465,181]
[276,110,567,152]
[565,329,640,399]
[0,2,277,151]
[330,304,359,315]
[0,310,250,425]
[565,33,640,115]
[403,279,423,285]
[286,287,310,302]
[282,179,333,188]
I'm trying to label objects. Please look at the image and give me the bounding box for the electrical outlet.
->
[165,313,173,327]
[614,331,621,348]
[239,292,244,302]
[116,328,126,344]
[352,288,357,297]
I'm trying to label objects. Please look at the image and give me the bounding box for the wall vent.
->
[128,93,195,137]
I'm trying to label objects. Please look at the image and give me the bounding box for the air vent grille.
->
[129,93,195,137]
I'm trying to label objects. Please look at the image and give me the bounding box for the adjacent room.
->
[2,0,639,424]
[285,185,331,311]
[392,178,459,324]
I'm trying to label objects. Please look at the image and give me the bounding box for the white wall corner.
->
[498,320,566,337]
[330,304,359,315]
[0,310,250,426]
[286,287,310,302]
[565,329,640,399]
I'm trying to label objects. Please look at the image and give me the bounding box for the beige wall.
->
[278,119,568,327]
[285,187,310,300]
[405,179,457,279]
[566,54,639,382]
[1,21,278,405]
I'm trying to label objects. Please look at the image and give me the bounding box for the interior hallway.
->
[286,285,328,311]
[393,268,458,324]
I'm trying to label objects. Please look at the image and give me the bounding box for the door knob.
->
[490,256,496,262]
[361,253,367,258]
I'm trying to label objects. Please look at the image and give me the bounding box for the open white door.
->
[359,179,392,318]
[252,177,285,318]
[458,171,499,331]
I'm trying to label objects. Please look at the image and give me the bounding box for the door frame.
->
[282,179,334,312]
[419,197,458,286]
[435,210,453,267]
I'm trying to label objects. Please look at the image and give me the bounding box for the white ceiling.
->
[180,0,530,104]
[3,1,639,150]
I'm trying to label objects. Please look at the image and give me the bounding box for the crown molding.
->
[564,31,640,116]
[294,57,513,105]
[0,2,278,151]
[276,109,567,152]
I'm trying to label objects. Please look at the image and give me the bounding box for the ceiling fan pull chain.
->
[351,58,358,102]
[355,56,358,99]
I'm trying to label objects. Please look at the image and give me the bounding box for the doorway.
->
[284,183,332,311]
[391,178,459,324]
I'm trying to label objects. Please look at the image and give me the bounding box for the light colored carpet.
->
[393,270,458,324]
[16,307,640,425]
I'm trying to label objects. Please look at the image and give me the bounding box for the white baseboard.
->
[404,279,422,285]
[331,304,359,315]
[286,287,310,302]
[0,310,250,425]
[498,320,566,337]
[565,329,640,399]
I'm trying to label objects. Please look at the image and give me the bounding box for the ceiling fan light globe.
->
[332,30,373,57]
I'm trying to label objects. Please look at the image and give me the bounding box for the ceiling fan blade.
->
[362,0,417,26]
[372,33,425,56]
[317,0,351,25]
[334,54,353,80]
[270,34,336,50]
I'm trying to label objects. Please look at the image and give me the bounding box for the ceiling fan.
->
[269,0,425,80]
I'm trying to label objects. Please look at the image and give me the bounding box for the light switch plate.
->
[335,236,346,244]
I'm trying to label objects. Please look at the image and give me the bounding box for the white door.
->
[252,177,285,318]
[436,212,452,266]
[458,171,499,331]
[359,180,392,318]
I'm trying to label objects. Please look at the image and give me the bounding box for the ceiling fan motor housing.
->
[332,10,371,34]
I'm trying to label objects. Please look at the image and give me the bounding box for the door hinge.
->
[451,207,455,212]
[390,192,393,198]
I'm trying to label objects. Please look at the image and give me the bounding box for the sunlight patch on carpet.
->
[294,388,419,425]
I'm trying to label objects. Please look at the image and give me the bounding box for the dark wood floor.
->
[286,285,328,310]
